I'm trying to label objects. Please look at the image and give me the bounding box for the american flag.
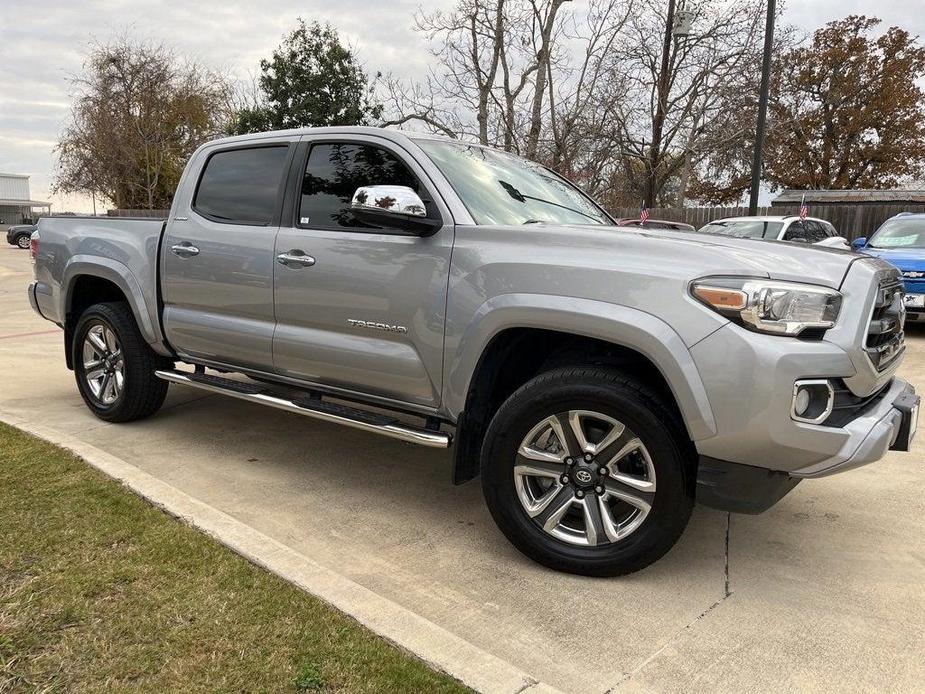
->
[799,194,808,221]
[640,201,650,223]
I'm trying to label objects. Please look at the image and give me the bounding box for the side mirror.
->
[851,237,867,250]
[350,185,441,235]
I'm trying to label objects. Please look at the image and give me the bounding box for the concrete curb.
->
[0,410,562,694]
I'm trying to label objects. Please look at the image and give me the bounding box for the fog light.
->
[791,380,835,424]
[794,388,811,416]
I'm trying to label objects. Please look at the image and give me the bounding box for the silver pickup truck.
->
[28,126,919,576]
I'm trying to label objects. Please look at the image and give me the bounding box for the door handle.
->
[171,242,200,257]
[276,251,316,268]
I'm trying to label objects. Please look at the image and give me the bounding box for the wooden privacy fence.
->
[610,204,925,240]
[107,209,171,218]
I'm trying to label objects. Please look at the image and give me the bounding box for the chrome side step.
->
[154,370,451,448]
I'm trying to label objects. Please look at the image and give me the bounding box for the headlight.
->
[691,277,841,336]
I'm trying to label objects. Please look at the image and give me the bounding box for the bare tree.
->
[382,0,771,210]
[382,0,575,153]
[55,37,230,210]
[602,0,769,207]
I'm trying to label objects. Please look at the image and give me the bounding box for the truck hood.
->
[601,225,862,289]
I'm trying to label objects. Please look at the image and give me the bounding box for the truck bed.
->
[31,215,168,352]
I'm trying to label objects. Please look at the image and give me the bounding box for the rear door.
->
[161,138,295,370]
[272,136,453,409]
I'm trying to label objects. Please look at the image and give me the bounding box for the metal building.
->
[0,173,51,230]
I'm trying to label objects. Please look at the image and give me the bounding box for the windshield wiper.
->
[499,180,602,223]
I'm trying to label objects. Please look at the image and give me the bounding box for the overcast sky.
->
[1,0,923,213]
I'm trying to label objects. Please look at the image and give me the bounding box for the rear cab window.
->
[193,145,290,225]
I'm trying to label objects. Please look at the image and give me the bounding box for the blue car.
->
[853,213,925,323]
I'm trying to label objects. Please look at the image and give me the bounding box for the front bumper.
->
[691,319,916,473]
[696,380,918,513]
[790,378,917,477]
[905,290,925,321]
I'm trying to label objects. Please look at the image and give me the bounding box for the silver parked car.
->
[27,127,918,576]
[699,215,850,249]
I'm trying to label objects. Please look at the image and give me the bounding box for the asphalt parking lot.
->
[1,243,923,693]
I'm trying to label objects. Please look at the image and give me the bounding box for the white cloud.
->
[1,0,922,213]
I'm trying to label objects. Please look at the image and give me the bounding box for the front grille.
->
[822,379,892,427]
[865,275,905,371]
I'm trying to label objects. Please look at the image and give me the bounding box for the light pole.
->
[748,0,776,214]
[647,2,694,208]
[646,0,677,209]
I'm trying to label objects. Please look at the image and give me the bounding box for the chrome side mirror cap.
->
[351,185,427,218]
[350,185,441,236]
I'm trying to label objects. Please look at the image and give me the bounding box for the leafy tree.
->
[767,15,925,190]
[55,38,229,209]
[229,20,382,134]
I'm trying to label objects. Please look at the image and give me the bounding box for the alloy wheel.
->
[82,323,125,405]
[514,410,656,547]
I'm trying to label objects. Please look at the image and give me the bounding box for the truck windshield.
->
[698,220,783,239]
[416,140,610,226]
[868,219,925,249]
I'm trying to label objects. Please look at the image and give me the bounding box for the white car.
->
[698,216,850,250]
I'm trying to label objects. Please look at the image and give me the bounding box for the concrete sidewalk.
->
[1,245,923,692]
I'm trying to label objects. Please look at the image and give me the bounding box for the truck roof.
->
[203,126,460,149]
[708,215,829,224]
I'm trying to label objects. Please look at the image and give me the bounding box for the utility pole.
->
[748,0,776,214]
[646,0,677,209]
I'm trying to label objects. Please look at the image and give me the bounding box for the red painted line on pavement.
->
[0,329,60,340]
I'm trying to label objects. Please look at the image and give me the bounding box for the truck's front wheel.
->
[481,367,695,576]
[73,302,171,422]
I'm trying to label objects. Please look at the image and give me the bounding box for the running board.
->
[154,370,451,448]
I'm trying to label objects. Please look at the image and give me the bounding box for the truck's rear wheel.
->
[73,302,171,422]
[481,367,694,576]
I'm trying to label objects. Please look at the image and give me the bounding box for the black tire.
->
[480,366,695,577]
[15,234,31,249]
[72,302,171,422]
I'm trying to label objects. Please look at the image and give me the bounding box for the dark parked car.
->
[6,224,36,249]
[616,218,696,232]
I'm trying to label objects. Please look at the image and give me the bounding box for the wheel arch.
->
[447,295,717,484]
[62,259,165,369]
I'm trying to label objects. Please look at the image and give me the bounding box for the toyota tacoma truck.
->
[27,127,919,576]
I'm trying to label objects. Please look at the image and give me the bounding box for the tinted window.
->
[417,140,610,226]
[783,222,808,242]
[194,146,289,225]
[299,143,421,229]
[803,221,828,243]
[699,220,783,239]
[821,221,838,237]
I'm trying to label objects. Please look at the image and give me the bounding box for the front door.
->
[162,139,294,371]
[272,138,453,408]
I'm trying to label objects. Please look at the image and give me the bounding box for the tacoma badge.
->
[347,319,408,334]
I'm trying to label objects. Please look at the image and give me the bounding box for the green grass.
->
[0,423,469,693]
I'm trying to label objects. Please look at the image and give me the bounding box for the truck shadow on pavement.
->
[141,391,821,589]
